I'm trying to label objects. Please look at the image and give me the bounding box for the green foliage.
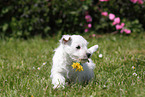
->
[0,0,51,38]
[0,0,144,38]
[122,19,144,34]
[0,34,145,96]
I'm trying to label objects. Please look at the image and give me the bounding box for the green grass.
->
[0,34,145,97]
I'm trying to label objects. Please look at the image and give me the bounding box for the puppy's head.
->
[60,35,91,62]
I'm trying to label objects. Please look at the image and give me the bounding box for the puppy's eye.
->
[76,45,81,49]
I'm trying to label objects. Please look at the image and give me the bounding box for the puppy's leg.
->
[88,45,98,54]
[51,73,66,89]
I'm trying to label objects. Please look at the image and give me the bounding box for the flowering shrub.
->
[90,0,144,34]
[101,12,131,34]
[0,0,144,38]
[95,0,144,34]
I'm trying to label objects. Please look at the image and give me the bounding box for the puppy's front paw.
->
[88,45,98,54]
[93,45,98,50]
[95,45,99,49]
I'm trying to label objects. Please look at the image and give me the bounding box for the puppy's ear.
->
[60,35,72,44]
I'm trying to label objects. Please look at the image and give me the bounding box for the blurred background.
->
[0,0,145,39]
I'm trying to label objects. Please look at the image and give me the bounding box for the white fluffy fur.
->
[50,35,98,89]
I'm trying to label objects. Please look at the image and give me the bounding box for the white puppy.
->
[50,35,98,89]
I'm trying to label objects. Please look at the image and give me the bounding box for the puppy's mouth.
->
[80,59,89,63]
[72,58,89,63]
[80,58,88,61]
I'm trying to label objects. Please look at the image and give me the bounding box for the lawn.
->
[0,34,145,97]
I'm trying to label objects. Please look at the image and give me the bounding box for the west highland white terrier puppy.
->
[50,35,98,89]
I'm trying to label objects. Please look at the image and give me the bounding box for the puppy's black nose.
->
[86,53,91,58]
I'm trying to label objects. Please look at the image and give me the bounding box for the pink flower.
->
[99,0,109,2]
[85,15,92,22]
[130,0,144,4]
[88,24,92,28]
[114,17,120,24]
[109,13,115,20]
[85,29,89,32]
[116,25,123,30]
[112,17,120,25]
[120,29,124,33]
[116,23,125,30]
[92,34,96,37]
[101,12,108,16]
[124,29,131,34]
[121,23,125,27]
[130,0,138,3]
[137,0,144,4]
[112,22,116,25]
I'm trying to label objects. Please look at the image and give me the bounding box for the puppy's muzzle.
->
[86,53,91,58]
